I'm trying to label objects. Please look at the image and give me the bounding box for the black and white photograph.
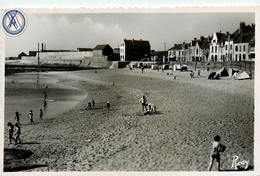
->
[1,8,257,173]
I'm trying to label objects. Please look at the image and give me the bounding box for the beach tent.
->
[151,65,159,70]
[228,68,239,77]
[163,64,169,70]
[233,71,251,80]
[180,65,188,71]
[173,64,181,71]
[216,67,229,77]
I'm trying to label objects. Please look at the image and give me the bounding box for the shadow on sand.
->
[4,148,47,172]
[220,165,253,172]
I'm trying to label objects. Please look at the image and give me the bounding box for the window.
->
[196,49,198,55]
[226,45,227,50]
[215,46,217,53]
[235,55,237,61]
[243,45,246,51]
[213,40,216,43]
[239,54,241,61]
[211,46,213,53]
[239,46,241,52]
[235,46,238,51]
[230,45,232,50]
[243,54,246,60]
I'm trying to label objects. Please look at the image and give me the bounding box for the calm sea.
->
[4,72,87,128]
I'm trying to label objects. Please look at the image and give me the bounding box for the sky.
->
[5,13,254,57]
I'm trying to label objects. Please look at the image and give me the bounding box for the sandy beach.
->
[4,67,254,171]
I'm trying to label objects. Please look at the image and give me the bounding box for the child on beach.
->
[139,95,148,114]
[208,135,226,171]
[14,123,21,144]
[15,111,21,125]
[92,99,95,109]
[39,108,43,119]
[29,110,34,124]
[85,102,92,110]
[107,101,110,110]
[7,122,16,144]
[43,92,47,102]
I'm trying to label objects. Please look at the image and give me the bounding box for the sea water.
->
[4,72,87,128]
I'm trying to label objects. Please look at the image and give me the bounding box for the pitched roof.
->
[94,44,111,50]
[124,39,150,47]
[234,33,255,43]
[200,38,210,50]
[168,44,182,51]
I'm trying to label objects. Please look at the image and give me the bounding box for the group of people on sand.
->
[85,99,111,110]
[190,70,201,78]
[139,95,157,115]
[7,91,47,145]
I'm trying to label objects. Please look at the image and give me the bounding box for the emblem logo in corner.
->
[2,9,27,36]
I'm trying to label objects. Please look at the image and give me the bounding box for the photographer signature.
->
[231,155,249,170]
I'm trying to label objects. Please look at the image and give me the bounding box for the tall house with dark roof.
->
[120,39,150,61]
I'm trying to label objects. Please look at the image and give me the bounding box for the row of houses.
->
[16,22,254,65]
[168,22,255,63]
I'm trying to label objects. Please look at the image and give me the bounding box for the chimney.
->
[41,43,44,51]
[240,22,245,34]
[200,36,204,41]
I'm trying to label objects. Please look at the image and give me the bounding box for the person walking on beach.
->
[43,92,47,102]
[107,101,110,110]
[29,110,34,124]
[15,111,21,125]
[14,123,21,144]
[208,135,226,171]
[198,70,201,77]
[39,108,43,119]
[92,99,95,109]
[7,122,16,144]
[139,95,148,114]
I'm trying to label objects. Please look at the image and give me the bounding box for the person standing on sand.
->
[198,70,201,77]
[107,101,110,110]
[7,122,16,144]
[208,135,226,171]
[14,123,21,144]
[29,110,34,124]
[39,108,43,119]
[43,92,47,102]
[139,95,148,114]
[92,100,95,109]
[141,67,144,74]
[15,111,21,125]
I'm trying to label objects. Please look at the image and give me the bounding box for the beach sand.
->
[4,68,254,171]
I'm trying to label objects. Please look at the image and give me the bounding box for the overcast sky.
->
[5,13,254,57]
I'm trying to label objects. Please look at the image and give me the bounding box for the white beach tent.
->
[151,65,159,70]
[173,64,181,71]
[233,71,251,80]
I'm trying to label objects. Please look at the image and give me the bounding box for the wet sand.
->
[4,68,254,171]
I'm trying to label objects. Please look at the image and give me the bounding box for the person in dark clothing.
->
[7,122,16,144]
[107,101,110,110]
[15,111,21,125]
[92,100,95,109]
